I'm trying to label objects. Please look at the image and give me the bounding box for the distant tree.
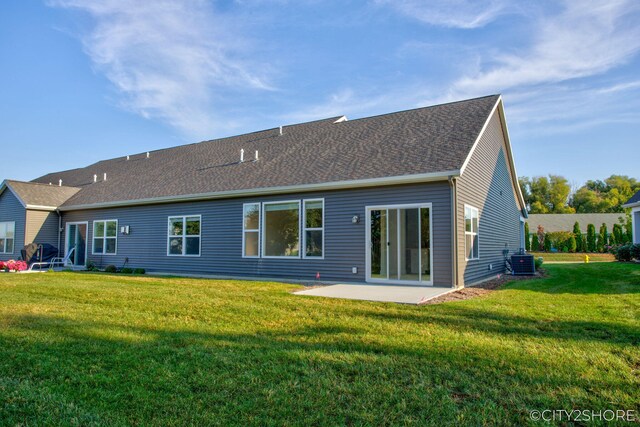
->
[570,175,640,213]
[587,224,597,252]
[569,235,577,253]
[572,221,582,252]
[548,175,575,213]
[537,225,545,251]
[544,233,552,252]
[524,222,531,251]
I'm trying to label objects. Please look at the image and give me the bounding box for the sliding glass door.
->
[66,222,87,266]
[368,204,432,285]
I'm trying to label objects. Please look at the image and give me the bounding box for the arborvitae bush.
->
[569,235,577,253]
[598,223,608,253]
[544,234,552,252]
[524,222,531,251]
[573,221,582,252]
[587,224,596,252]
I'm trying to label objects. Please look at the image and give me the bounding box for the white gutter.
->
[59,170,460,211]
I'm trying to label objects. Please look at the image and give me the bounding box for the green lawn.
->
[0,265,639,426]
[530,251,616,262]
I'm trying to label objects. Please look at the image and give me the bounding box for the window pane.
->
[473,234,479,259]
[94,221,105,238]
[472,215,478,233]
[305,201,323,228]
[264,202,299,257]
[244,204,260,230]
[0,223,6,238]
[169,237,183,255]
[5,239,12,254]
[305,230,323,257]
[186,217,200,236]
[105,238,116,254]
[420,207,431,281]
[244,231,259,256]
[465,217,471,232]
[170,218,184,236]
[106,221,117,237]
[94,238,104,254]
[5,223,14,239]
[466,234,473,259]
[0,239,5,253]
[185,237,200,255]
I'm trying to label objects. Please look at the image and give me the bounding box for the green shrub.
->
[133,268,146,275]
[562,246,568,253]
[587,224,596,252]
[86,261,99,272]
[121,267,133,274]
[572,221,582,252]
[631,244,640,260]
[104,265,117,273]
[544,234,552,252]
[597,223,608,253]
[534,257,543,270]
[580,235,587,253]
[616,245,632,262]
[546,231,572,251]
[524,222,531,252]
[569,236,577,253]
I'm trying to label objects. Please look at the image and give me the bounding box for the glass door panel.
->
[420,207,431,283]
[370,210,387,279]
[400,208,420,281]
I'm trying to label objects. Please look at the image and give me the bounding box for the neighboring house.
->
[623,191,640,244]
[526,213,626,234]
[0,95,527,287]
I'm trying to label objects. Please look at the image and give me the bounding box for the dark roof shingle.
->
[31,95,500,208]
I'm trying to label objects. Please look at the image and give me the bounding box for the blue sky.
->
[1,0,639,187]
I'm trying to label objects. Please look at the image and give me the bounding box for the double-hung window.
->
[263,201,300,258]
[464,205,479,260]
[0,222,15,254]
[93,220,117,255]
[168,215,201,256]
[303,199,324,258]
[243,203,260,257]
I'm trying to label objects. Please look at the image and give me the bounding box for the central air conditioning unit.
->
[511,253,535,275]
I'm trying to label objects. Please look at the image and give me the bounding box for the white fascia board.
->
[459,96,527,216]
[622,202,640,209]
[59,170,460,211]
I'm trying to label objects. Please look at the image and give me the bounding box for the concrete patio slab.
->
[294,284,454,305]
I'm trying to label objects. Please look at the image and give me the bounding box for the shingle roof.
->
[2,180,81,209]
[624,190,640,206]
[526,213,626,233]
[30,95,501,208]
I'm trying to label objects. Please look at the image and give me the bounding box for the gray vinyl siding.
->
[456,110,522,285]
[25,210,60,249]
[0,190,26,260]
[61,182,453,285]
[634,210,640,244]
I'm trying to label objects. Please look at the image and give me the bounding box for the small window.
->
[0,222,15,254]
[243,203,260,257]
[303,199,324,258]
[168,215,201,256]
[93,220,117,255]
[263,201,300,257]
[465,205,479,260]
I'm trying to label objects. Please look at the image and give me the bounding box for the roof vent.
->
[279,125,283,136]
[255,150,259,161]
[146,152,150,159]
[58,179,62,187]
[94,174,97,183]
[127,155,130,161]
[240,149,245,163]
[49,182,52,186]
[103,173,107,181]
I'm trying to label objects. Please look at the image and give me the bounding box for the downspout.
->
[448,176,459,288]
[56,209,62,258]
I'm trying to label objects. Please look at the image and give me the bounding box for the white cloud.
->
[49,0,273,138]
[375,0,513,29]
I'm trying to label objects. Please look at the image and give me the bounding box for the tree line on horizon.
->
[518,174,640,214]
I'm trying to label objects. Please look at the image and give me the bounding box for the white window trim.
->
[167,215,202,257]
[92,219,118,255]
[0,221,15,254]
[302,198,324,259]
[464,204,480,261]
[242,202,261,258]
[261,200,302,259]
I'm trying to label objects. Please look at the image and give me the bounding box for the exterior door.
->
[367,204,432,285]
[66,222,87,266]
